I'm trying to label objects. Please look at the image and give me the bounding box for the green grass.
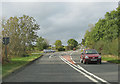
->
[2,54,42,78]
[31,50,44,53]
[102,55,120,64]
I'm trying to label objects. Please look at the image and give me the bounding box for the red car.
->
[80,49,101,64]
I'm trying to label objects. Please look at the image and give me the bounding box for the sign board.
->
[3,37,10,45]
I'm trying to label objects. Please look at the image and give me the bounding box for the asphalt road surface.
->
[3,50,118,84]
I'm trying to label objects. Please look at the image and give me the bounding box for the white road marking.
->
[69,56,110,83]
[70,51,73,55]
[49,56,51,58]
[60,56,99,83]
[77,65,110,84]
[49,55,52,58]
[69,50,79,64]
[70,56,76,63]
[60,56,110,84]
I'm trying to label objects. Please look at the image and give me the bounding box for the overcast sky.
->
[2,2,118,45]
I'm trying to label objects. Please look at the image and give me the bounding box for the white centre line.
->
[60,56,99,83]
[77,65,109,83]
[60,56,110,84]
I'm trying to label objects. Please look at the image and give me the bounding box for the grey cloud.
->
[2,2,118,45]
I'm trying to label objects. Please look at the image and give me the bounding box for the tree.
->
[57,46,65,51]
[67,39,78,50]
[83,6,120,55]
[81,39,85,45]
[36,37,49,50]
[2,15,40,58]
[54,40,62,49]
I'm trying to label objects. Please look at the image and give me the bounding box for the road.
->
[3,50,118,84]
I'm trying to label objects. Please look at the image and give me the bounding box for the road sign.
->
[3,37,10,45]
[3,37,10,62]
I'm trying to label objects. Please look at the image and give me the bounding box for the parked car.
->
[80,49,101,64]
[43,49,55,53]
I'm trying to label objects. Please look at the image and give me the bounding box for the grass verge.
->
[102,55,120,64]
[2,54,42,78]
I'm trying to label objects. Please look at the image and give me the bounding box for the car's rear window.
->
[85,50,98,54]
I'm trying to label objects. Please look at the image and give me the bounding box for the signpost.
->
[3,37,9,45]
[3,37,10,62]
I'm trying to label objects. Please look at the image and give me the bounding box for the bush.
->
[93,38,118,56]
[94,40,105,53]
[22,54,29,57]
[101,41,111,55]
[109,38,118,56]
[58,46,65,51]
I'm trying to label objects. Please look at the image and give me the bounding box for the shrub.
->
[58,46,65,51]
[93,38,118,56]
[109,38,118,56]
